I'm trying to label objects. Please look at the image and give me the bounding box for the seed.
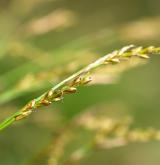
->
[15,114,25,121]
[63,86,77,94]
[73,77,82,85]
[41,99,52,106]
[47,90,54,98]
[53,97,63,102]
[15,110,32,121]
[54,90,63,98]
[110,58,120,63]
[22,110,32,116]
[82,76,92,85]
[26,99,36,109]
[139,54,150,59]
[132,47,143,54]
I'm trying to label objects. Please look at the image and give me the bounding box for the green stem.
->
[0,114,17,130]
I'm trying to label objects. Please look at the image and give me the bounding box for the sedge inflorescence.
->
[0,45,160,130]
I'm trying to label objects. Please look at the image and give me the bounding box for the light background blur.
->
[0,0,160,165]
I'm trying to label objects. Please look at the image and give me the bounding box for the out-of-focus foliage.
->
[0,0,160,165]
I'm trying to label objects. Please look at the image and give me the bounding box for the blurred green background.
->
[0,0,160,164]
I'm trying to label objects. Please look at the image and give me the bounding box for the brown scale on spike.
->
[63,86,77,94]
[46,90,54,99]
[54,90,63,98]
[15,110,32,121]
[40,99,52,106]
[105,58,120,64]
[138,54,150,59]
[15,114,26,121]
[50,90,64,102]
[22,99,36,112]
[81,76,92,85]
[53,97,63,102]
[72,76,82,86]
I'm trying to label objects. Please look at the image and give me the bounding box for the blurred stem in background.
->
[31,108,160,165]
